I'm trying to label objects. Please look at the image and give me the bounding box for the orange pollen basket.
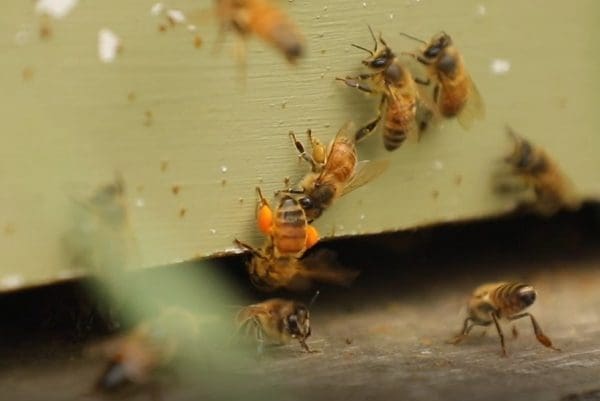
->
[257,204,273,234]
[305,225,320,248]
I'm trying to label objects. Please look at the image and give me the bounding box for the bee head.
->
[423,32,452,59]
[286,304,311,339]
[352,26,395,70]
[517,285,537,307]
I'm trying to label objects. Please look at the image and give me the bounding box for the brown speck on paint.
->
[39,17,52,40]
[193,34,203,48]
[158,24,168,33]
[127,91,136,102]
[345,338,353,345]
[283,176,291,187]
[172,185,180,195]
[431,190,439,199]
[454,175,463,186]
[160,160,169,172]
[143,110,153,126]
[22,67,34,81]
[179,208,187,218]
[221,179,227,187]
[4,223,16,235]
[238,197,244,204]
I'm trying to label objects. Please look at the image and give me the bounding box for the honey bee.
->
[94,308,201,396]
[337,27,433,151]
[215,0,304,64]
[255,186,319,258]
[234,238,358,292]
[448,282,560,356]
[235,297,316,354]
[502,127,580,215]
[280,122,389,221]
[401,31,485,129]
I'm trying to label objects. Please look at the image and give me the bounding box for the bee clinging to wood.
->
[337,27,434,151]
[255,186,319,258]
[235,296,317,355]
[215,0,304,64]
[500,127,580,216]
[234,238,358,292]
[448,282,560,357]
[279,122,389,221]
[400,31,485,129]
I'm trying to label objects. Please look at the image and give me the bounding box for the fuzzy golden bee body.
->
[215,0,304,63]
[503,127,580,215]
[235,298,313,354]
[282,123,388,220]
[450,282,560,356]
[337,28,432,151]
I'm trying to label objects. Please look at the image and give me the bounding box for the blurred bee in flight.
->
[400,31,485,129]
[448,282,560,356]
[337,27,434,151]
[234,188,358,291]
[214,0,304,67]
[498,126,580,216]
[279,122,389,221]
[93,308,202,398]
[234,295,318,355]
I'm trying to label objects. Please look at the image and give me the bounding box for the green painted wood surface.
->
[1,0,599,290]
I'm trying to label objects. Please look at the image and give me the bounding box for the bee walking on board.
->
[215,0,304,65]
[448,282,560,356]
[234,188,358,291]
[337,27,433,151]
[501,126,580,216]
[234,296,317,355]
[400,31,485,129]
[279,122,389,221]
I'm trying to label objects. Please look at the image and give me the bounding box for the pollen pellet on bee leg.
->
[305,225,319,248]
[257,204,273,235]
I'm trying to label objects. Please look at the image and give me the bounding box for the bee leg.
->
[512,325,519,339]
[447,317,475,344]
[355,95,385,143]
[299,338,318,353]
[414,77,431,86]
[508,313,561,351]
[402,52,431,66]
[289,131,318,170]
[433,84,440,104]
[335,77,374,93]
[491,312,508,357]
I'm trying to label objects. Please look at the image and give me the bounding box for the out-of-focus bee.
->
[255,186,319,258]
[215,0,304,64]
[234,238,358,292]
[448,282,560,356]
[93,308,201,397]
[337,27,433,151]
[501,127,580,216]
[280,122,389,221]
[401,31,485,129]
[235,297,316,354]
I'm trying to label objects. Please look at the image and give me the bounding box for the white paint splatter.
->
[187,24,197,32]
[14,26,32,46]
[432,160,444,171]
[135,198,145,208]
[476,4,487,16]
[98,29,121,63]
[35,0,78,19]
[150,2,165,16]
[490,58,511,75]
[1,274,24,289]
[209,228,217,235]
[166,9,186,24]
[220,165,228,173]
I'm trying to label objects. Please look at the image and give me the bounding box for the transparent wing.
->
[295,249,359,287]
[456,76,485,130]
[340,159,390,196]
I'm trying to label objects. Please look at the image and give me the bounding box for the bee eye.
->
[299,197,314,209]
[371,57,387,68]
[424,46,440,58]
[287,315,299,332]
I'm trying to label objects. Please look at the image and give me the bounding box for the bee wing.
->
[321,121,355,168]
[456,77,485,130]
[340,159,390,196]
[295,249,360,287]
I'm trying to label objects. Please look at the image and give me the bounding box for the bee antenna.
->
[399,32,427,44]
[351,43,373,55]
[367,25,377,51]
[308,290,320,308]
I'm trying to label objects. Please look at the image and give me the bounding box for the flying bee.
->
[214,0,304,64]
[255,186,319,258]
[93,308,202,395]
[234,297,316,354]
[400,31,485,129]
[448,282,560,357]
[234,238,358,292]
[501,127,580,216]
[280,122,389,221]
[337,27,434,151]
